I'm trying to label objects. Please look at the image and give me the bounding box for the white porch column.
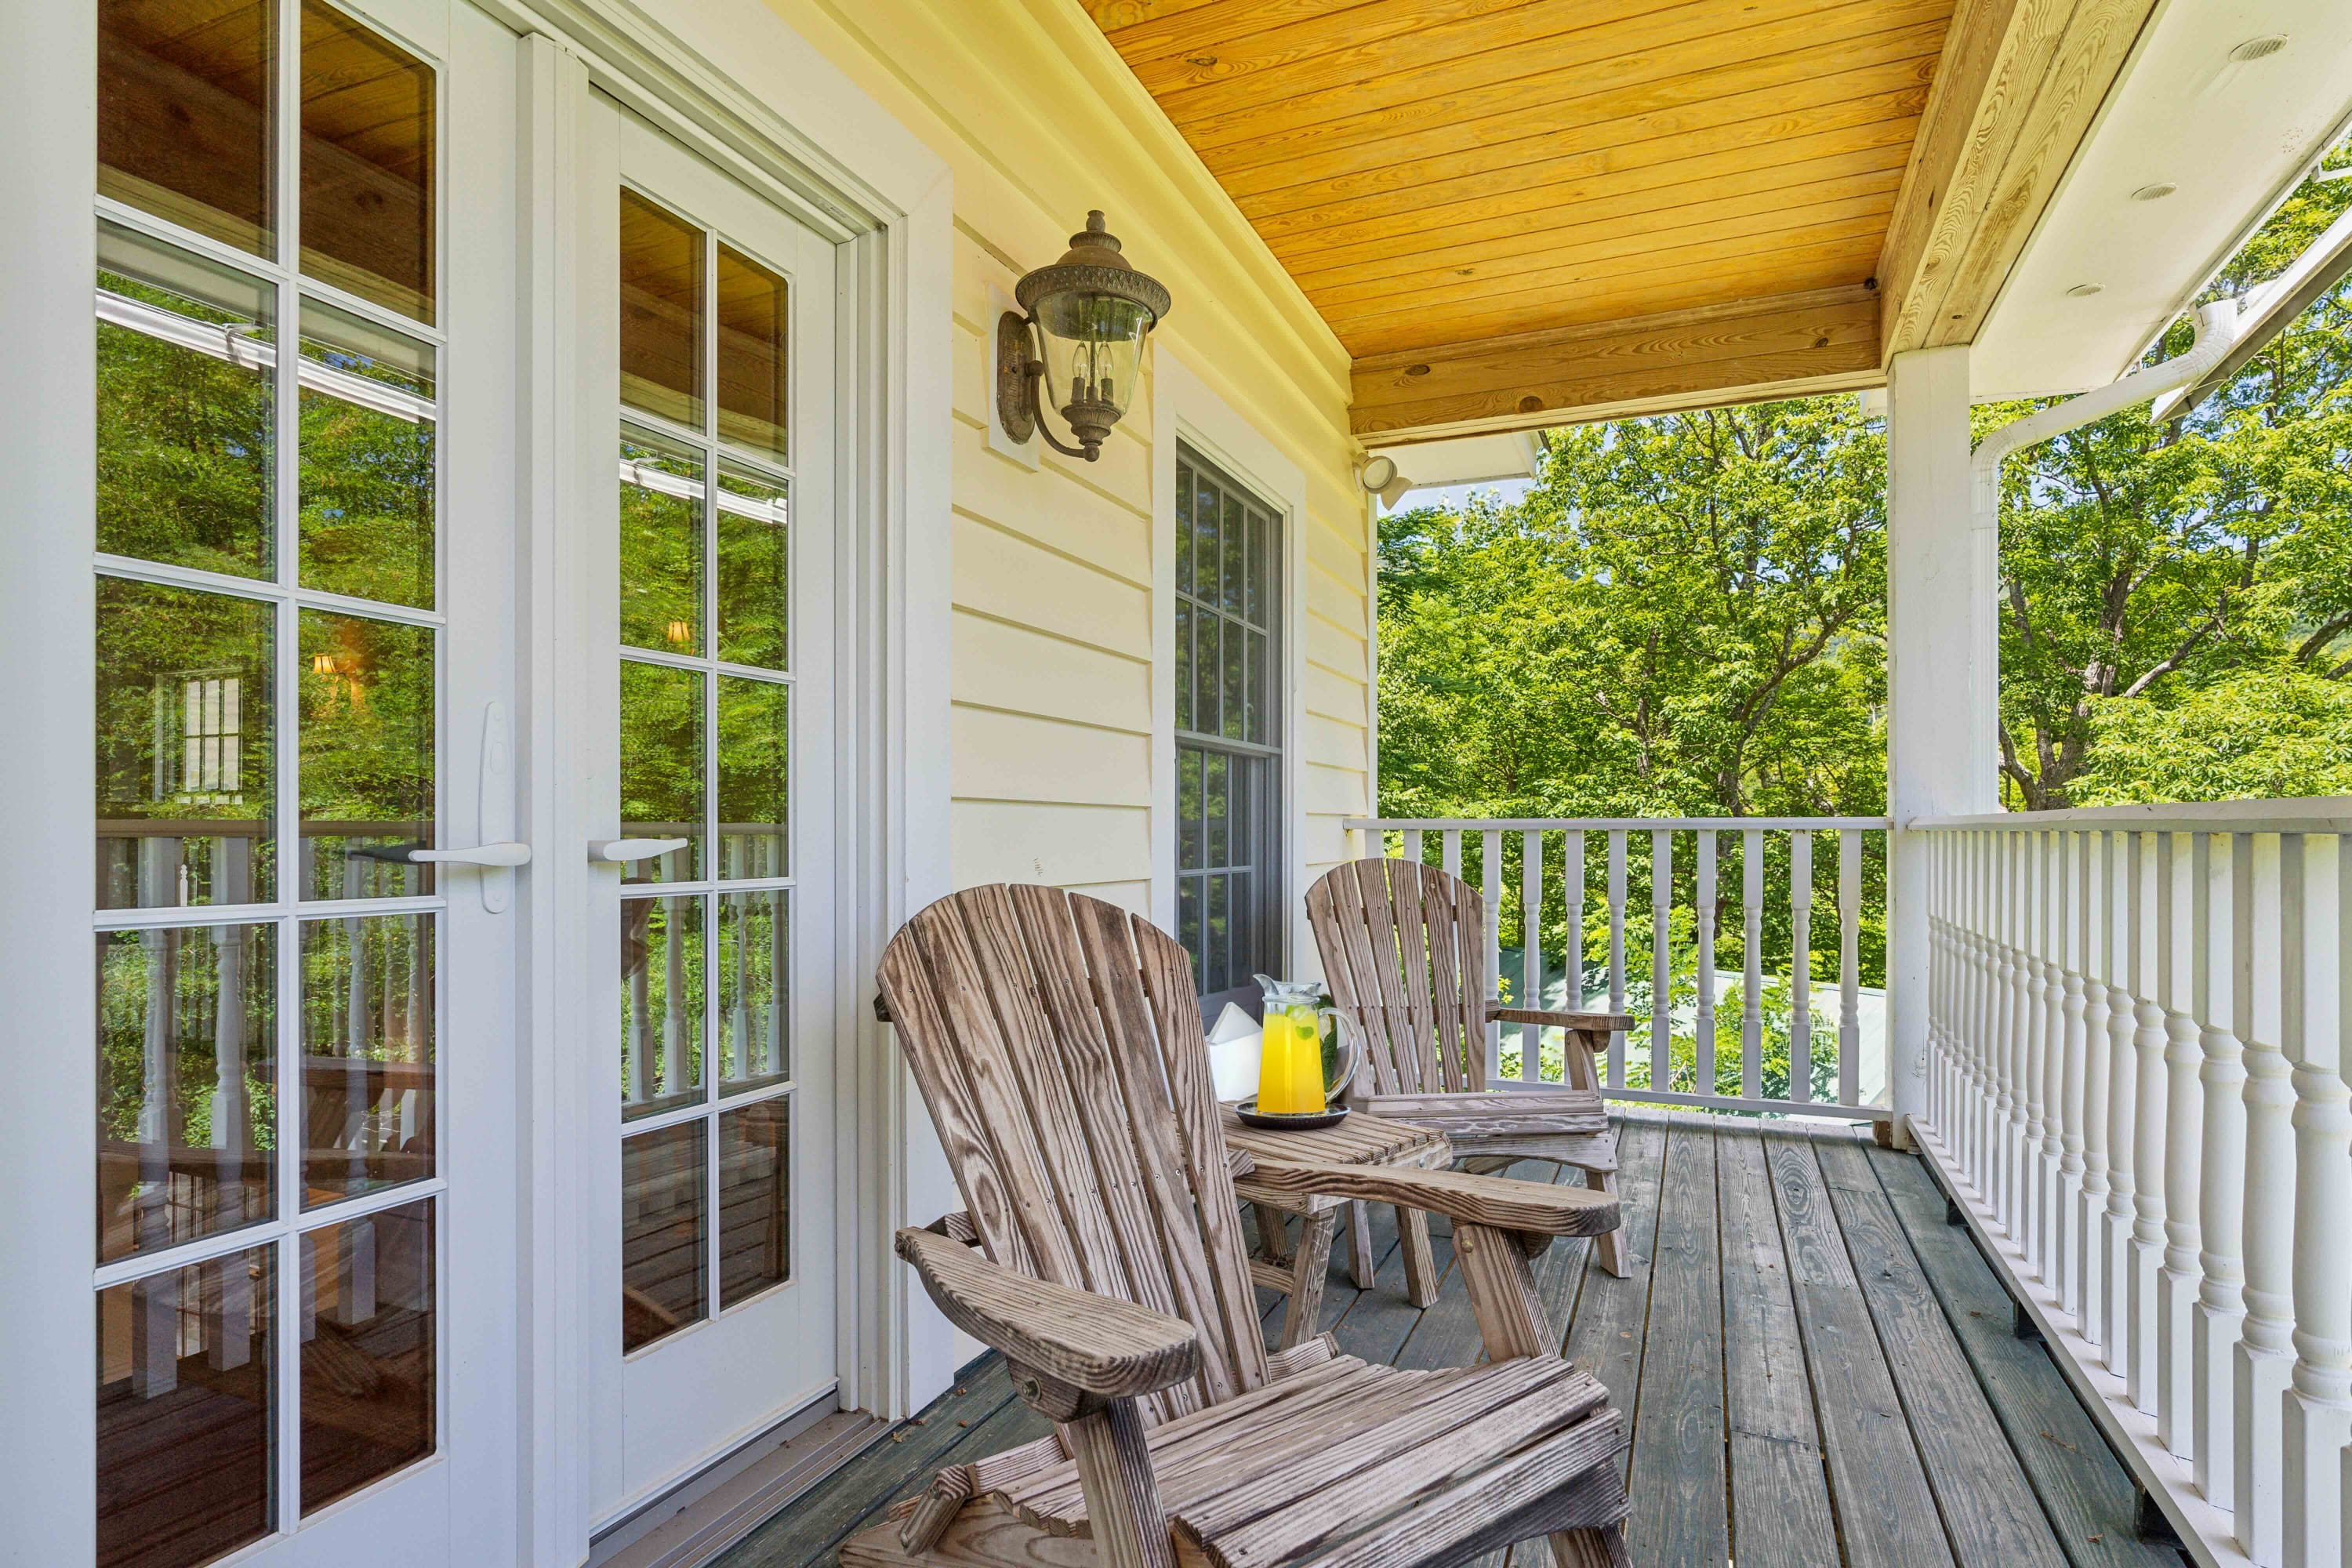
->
[1886,345,1996,1138]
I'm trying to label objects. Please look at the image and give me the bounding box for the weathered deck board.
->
[721,1116,2188,1568]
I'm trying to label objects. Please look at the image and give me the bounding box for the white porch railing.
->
[1915,800,2352,1568]
[1345,817,1890,1119]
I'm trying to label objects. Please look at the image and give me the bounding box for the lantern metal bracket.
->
[995,310,1098,463]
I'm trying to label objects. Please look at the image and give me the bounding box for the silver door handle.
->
[409,840,533,867]
[590,838,690,863]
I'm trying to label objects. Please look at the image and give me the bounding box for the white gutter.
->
[2153,199,2352,421]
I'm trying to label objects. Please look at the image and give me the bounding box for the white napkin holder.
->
[1204,1001,1261,1103]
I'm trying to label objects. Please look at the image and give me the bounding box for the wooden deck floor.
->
[717,1112,2187,1568]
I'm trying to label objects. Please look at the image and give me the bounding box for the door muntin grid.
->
[616,183,797,1356]
[91,2,451,1560]
[1174,449,1283,1019]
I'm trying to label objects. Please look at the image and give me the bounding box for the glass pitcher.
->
[1252,976,1361,1115]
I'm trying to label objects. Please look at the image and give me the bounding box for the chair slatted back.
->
[1307,858,1492,1096]
[877,884,1269,1420]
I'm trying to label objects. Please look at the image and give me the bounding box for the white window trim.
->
[1152,349,1313,987]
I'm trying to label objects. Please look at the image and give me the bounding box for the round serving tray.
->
[1234,1102,1350,1132]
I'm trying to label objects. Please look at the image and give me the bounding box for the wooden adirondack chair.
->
[1307,858,1634,1280]
[845,884,1633,1568]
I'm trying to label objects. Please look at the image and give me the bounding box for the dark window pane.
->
[1174,601,1191,734]
[719,891,788,1093]
[1174,463,1192,596]
[1192,478,1218,607]
[299,913,433,1204]
[619,660,703,883]
[716,464,788,670]
[97,1243,276,1568]
[1231,869,1255,987]
[719,1097,789,1308]
[1204,750,1228,868]
[622,1121,706,1351]
[1178,746,1202,871]
[716,244,787,461]
[300,1199,434,1512]
[717,677,788,879]
[620,191,704,428]
[299,0,434,322]
[97,578,275,910]
[622,894,705,1120]
[1247,629,1269,746]
[1243,506,1262,625]
[96,924,276,1265]
[1221,622,1246,741]
[619,430,703,656]
[298,299,435,609]
[299,610,435,900]
[97,223,276,580]
[1206,873,1229,997]
[1193,615,1220,738]
[100,0,277,256]
[1178,876,1202,991]
[1221,493,1246,615]
[1227,756,1251,869]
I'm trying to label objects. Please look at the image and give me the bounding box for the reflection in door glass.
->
[99,0,278,257]
[716,464,788,670]
[716,243,786,461]
[620,429,704,655]
[299,0,436,322]
[96,1243,276,1568]
[622,1120,706,1352]
[300,914,434,1204]
[96,925,278,1265]
[299,610,435,899]
[719,1097,789,1308]
[299,300,437,609]
[717,677,787,879]
[96,577,276,911]
[620,190,704,429]
[620,660,704,883]
[718,891,787,1092]
[96,223,277,581]
[300,1199,435,1513]
[622,895,706,1120]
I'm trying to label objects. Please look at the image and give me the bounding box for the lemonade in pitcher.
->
[1254,976,1336,1114]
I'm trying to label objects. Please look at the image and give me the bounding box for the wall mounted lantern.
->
[996,210,1171,463]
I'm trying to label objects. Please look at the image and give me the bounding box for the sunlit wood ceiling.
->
[1081,0,2160,441]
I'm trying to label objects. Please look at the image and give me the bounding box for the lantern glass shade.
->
[1032,289,1155,426]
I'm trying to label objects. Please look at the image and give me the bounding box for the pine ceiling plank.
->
[1291,165,1909,292]
[1259,109,1922,256]
[1218,48,1933,203]
[1125,0,1553,95]
[1178,0,1952,158]
[1094,0,1376,69]
[1349,287,1884,439]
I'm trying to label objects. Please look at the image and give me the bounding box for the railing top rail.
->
[1346,815,1893,833]
[1908,795,2352,834]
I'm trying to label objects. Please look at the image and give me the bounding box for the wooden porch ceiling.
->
[1081,0,2161,442]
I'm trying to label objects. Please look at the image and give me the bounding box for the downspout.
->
[1961,299,2243,803]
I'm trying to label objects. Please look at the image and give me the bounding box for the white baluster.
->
[1443,829,1463,885]
[2016,832,2048,1262]
[1564,830,1586,1012]
[2057,830,2089,1319]
[2238,832,2292,1566]
[1403,827,1424,864]
[2105,830,2141,1375]
[1841,829,1863,1108]
[1978,830,2002,1198]
[2194,832,2247,1508]
[1607,831,1628,1088]
[1520,829,1542,1082]
[1650,829,1672,1091]
[1483,829,1503,1077]
[2130,833,2170,1415]
[2038,829,2067,1287]
[1926,834,1945,1128]
[2282,835,2349,1568]
[1695,830,1717,1098]
[2078,830,2113,1347]
[1742,829,1763,1102]
[2158,832,2204,1458]
[1791,831,1813,1104]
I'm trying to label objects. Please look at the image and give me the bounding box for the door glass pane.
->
[718,1097,789,1308]
[97,223,276,580]
[97,924,277,1265]
[300,1199,434,1512]
[715,244,787,461]
[97,577,275,911]
[299,0,435,322]
[299,299,436,608]
[622,1121,706,1351]
[99,0,278,257]
[299,610,435,900]
[621,894,705,1120]
[97,1243,276,1568]
[620,661,703,884]
[716,676,787,879]
[620,190,703,429]
[715,463,788,670]
[300,913,433,1205]
[620,429,703,655]
[718,891,787,1093]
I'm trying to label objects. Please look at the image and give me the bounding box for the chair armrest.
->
[1240,1160,1618,1237]
[1352,1087,1606,1136]
[895,1225,1200,1401]
[1488,1004,1634,1039]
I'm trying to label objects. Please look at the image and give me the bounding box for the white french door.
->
[69,1,521,1564]
[575,100,843,1523]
